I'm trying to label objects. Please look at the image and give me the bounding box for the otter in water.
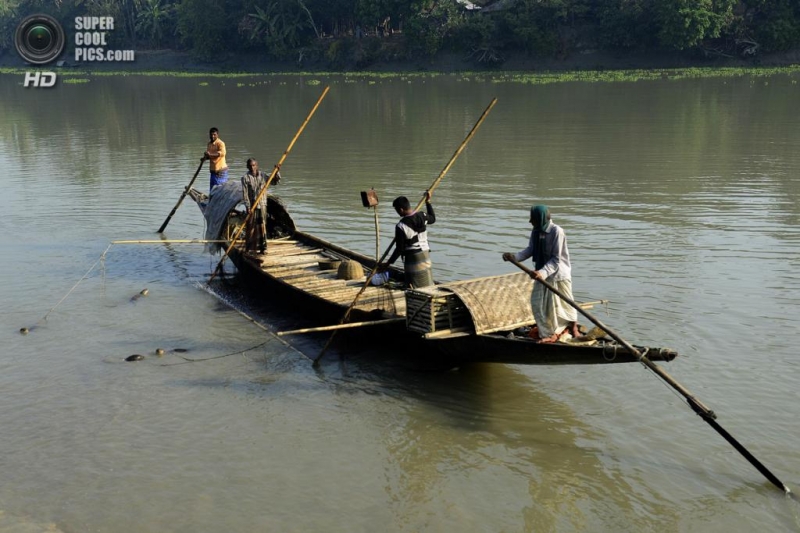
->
[130,288,149,302]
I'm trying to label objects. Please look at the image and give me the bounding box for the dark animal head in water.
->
[130,288,149,302]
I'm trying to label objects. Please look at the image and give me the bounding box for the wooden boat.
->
[190,183,678,366]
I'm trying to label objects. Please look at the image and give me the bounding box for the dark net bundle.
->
[191,181,296,254]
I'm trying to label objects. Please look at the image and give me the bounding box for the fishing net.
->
[194,180,296,253]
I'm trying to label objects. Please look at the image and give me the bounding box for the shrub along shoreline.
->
[2,1,800,75]
[1,47,799,81]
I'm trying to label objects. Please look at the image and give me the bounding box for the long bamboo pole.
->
[207,86,331,284]
[277,317,405,336]
[373,205,380,261]
[507,256,791,494]
[157,159,205,233]
[312,97,498,366]
[112,239,230,244]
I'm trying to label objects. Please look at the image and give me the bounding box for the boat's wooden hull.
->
[195,186,678,366]
[226,233,677,366]
[429,332,677,365]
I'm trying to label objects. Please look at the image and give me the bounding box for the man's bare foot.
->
[535,333,561,344]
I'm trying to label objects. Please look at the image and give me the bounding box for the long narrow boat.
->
[190,182,678,366]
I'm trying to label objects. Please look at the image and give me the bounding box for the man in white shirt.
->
[503,205,580,343]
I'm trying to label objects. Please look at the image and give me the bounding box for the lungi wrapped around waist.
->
[404,250,433,288]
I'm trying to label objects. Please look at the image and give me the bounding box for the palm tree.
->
[246,0,315,58]
[136,0,176,48]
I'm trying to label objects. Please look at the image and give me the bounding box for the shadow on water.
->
[148,217,800,528]
[325,350,683,529]
[191,271,665,521]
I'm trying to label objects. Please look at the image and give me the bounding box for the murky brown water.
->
[1,71,799,532]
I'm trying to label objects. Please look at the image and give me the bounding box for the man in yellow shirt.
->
[202,127,228,191]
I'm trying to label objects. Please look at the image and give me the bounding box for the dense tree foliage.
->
[653,0,737,50]
[2,0,800,66]
[742,0,800,52]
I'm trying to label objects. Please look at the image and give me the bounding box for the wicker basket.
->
[337,260,364,280]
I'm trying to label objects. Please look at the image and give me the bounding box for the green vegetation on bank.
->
[1,0,799,69]
[2,65,800,85]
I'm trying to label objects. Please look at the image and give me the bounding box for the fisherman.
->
[380,191,436,288]
[241,158,281,255]
[502,205,580,343]
[202,127,228,191]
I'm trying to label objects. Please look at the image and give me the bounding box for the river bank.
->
[2,43,800,74]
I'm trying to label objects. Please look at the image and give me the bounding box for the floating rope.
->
[19,243,114,334]
[161,340,271,365]
[21,238,231,334]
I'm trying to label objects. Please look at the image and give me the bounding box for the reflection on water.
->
[1,71,799,532]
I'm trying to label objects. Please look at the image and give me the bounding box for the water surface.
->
[1,70,799,532]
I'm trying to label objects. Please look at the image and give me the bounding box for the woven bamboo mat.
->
[442,272,535,335]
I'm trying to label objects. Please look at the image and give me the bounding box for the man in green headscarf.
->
[502,205,580,343]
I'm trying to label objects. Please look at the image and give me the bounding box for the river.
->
[1,69,799,532]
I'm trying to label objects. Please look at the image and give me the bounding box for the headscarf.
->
[530,205,551,270]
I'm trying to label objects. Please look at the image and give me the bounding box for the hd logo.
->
[23,71,57,87]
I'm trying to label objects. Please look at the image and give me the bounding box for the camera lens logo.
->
[15,14,66,65]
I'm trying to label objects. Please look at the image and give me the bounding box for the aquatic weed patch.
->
[2,65,799,85]
[488,66,800,85]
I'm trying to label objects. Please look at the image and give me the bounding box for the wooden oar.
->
[157,159,205,233]
[207,86,330,284]
[506,256,791,494]
[312,97,498,366]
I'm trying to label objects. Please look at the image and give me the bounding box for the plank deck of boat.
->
[250,243,546,328]
[249,241,407,316]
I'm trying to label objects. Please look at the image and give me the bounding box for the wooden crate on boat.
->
[405,286,471,335]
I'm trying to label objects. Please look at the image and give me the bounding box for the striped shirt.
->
[241,171,268,210]
[388,202,436,264]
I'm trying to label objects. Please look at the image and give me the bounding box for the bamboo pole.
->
[506,256,791,494]
[111,239,230,244]
[157,159,205,233]
[576,299,608,309]
[277,317,405,336]
[207,86,330,284]
[373,205,380,261]
[312,97,499,366]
